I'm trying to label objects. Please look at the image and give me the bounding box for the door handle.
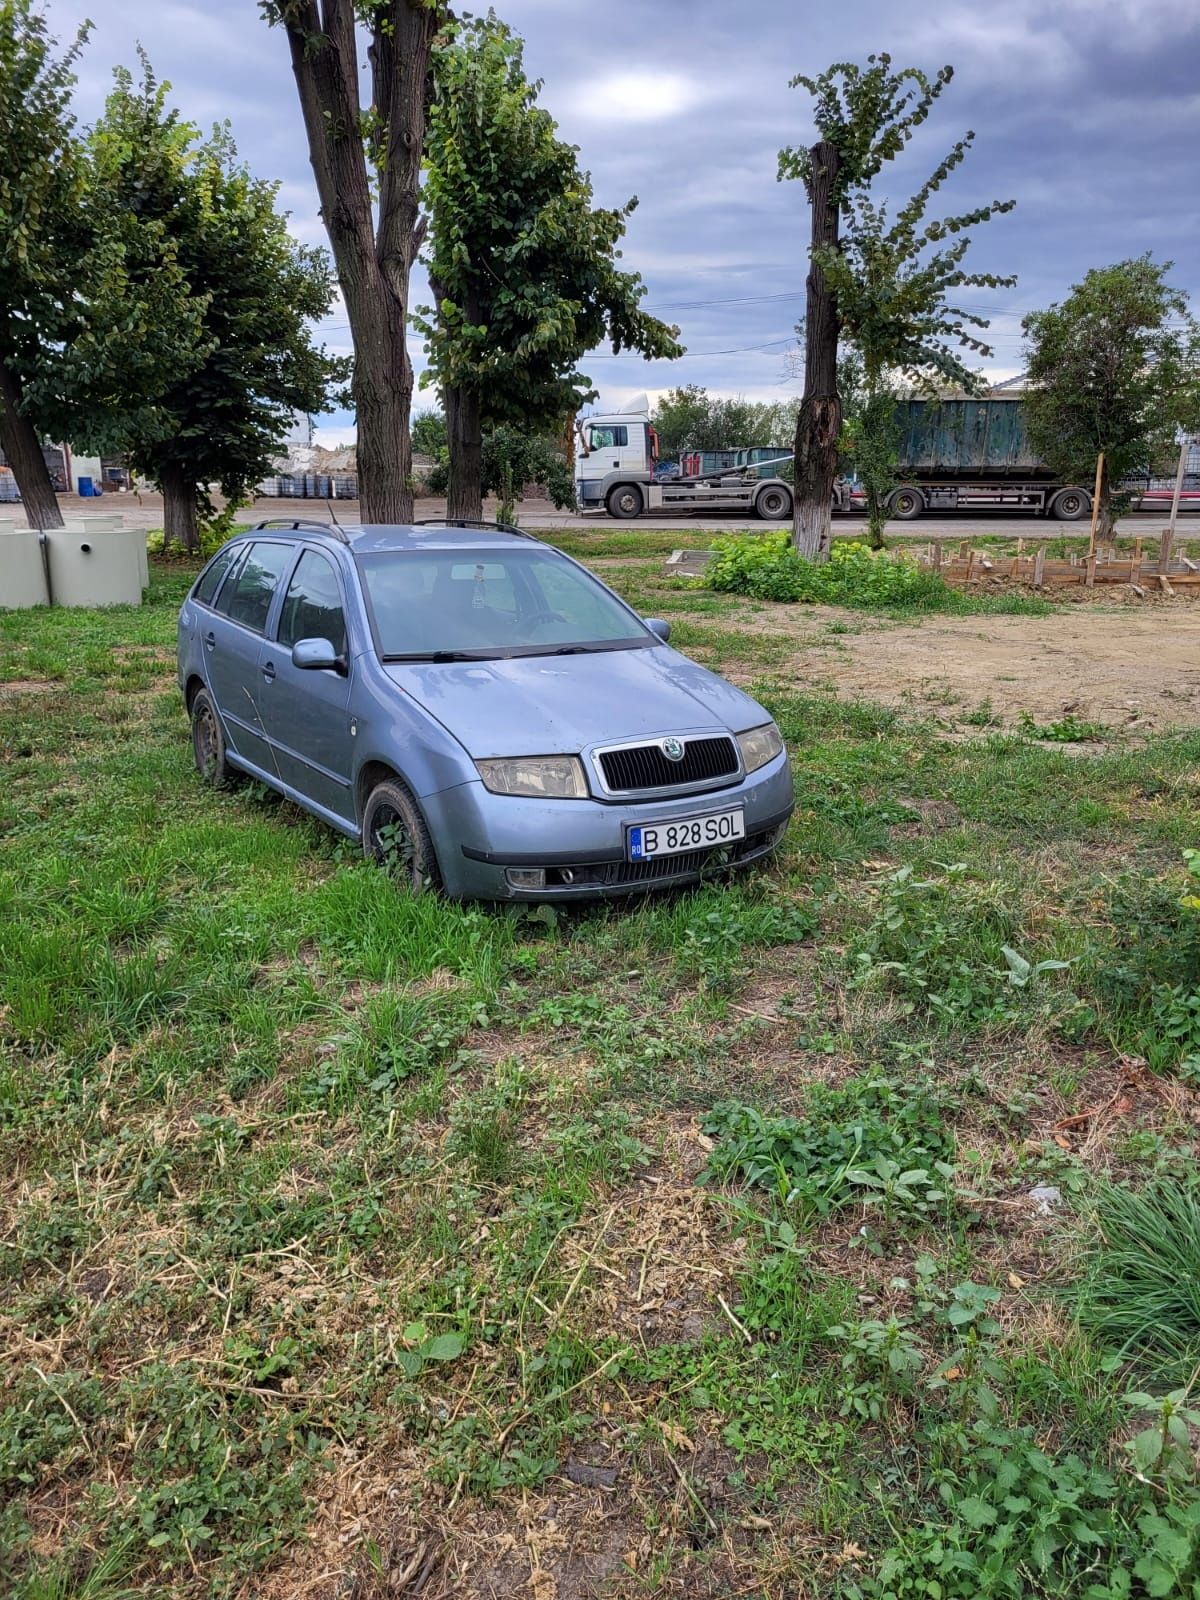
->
[203,630,215,651]
[261,661,276,683]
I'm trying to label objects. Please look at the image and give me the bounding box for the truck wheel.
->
[1051,489,1089,521]
[606,484,643,520]
[889,487,925,521]
[755,485,792,520]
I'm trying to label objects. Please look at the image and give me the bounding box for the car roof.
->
[239,519,542,555]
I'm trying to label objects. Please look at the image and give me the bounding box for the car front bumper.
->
[425,752,796,900]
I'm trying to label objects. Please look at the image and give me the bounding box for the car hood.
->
[383,645,767,759]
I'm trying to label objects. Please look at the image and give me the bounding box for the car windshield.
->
[358,548,652,660]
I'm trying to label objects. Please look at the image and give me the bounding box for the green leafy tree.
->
[262,0,444,522]
[415,14,682,519]
[57,63,344,551]
[412,406,573,521]
[779,53,1013,560]
[1022,257,1200,539]
[651,386,797,457]
[0,1,87,528]
[819,124,1014,547]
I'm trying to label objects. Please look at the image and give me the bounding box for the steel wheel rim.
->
[194,704,218,772]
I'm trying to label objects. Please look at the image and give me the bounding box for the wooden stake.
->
[932,540,943,571]
[1160,573,1176,598]
[1034,547,1046,588]
[1164,444,1196,576]
[1085,552,1097,589]
[1087,451,1105,561]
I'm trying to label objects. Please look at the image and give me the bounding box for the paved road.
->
[39,491,1198,540]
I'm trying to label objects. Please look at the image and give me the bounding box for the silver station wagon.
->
[176,520,794,899]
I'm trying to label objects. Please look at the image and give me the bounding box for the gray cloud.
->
[40,0,1200,438]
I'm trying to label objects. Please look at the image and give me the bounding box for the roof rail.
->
[411,517,537,541]
[252,518,351,545]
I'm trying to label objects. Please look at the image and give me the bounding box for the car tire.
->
[362,779,441,894]
[1051,488,1089,521]
[755,485,792,520]
[190,687,237,789]
[606,484,643,520]
[889,487,925,521]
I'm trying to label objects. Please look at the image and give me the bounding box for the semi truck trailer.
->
[576,393,1198,523]
[574,395,802,521]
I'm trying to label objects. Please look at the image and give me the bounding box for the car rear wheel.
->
[606,484,643,520]
[190,687,236,789]
[889,487,925,521]
[755,484,792,520]
[362,779,440,894]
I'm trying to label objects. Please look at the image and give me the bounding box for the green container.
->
[895,398,1052,480]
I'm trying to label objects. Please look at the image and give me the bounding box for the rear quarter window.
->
[192,545,240,607]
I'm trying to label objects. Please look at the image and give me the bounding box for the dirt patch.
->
[673,600,1200,733]
[0,678,60,698]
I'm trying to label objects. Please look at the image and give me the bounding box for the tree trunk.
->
[445,383,483,520]
[161,463,199,554]
[793,140,841,562]
[277,2,440,524]
[0,360,64,529]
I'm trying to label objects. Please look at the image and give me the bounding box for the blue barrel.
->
[78,475,95,496]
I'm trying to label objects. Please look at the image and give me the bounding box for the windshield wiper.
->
[381,649,497,663]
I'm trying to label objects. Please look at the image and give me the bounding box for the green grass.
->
[3,560,1200,1597]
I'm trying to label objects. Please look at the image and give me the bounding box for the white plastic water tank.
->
[0,529,51,608]
[76,515,147,589]
[46,527,142,607]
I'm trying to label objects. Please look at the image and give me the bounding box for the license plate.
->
[627,808,745,861]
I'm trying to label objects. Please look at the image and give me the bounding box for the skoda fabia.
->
[177,521,794,899]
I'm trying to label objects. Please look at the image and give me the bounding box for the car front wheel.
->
[362,779,440,894]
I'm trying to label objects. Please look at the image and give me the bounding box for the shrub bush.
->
[708,534,954,610]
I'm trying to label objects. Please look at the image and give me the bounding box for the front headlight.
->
[737,721,784,773]
[475,755,589,799]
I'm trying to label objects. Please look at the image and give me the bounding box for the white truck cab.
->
[575,393,796,521]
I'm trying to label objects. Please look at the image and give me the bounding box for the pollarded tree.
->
[1022,257,1200,539]
[779,54,1013,560]
[262,0,445,522]
[0,1,87,527]
[415,15,682,520]
[56,63,344,550]
[821,142,1015,546]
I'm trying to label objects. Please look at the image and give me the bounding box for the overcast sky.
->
[45,0,1200,445]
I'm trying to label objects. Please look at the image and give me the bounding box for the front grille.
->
[597,735,738,793]
[608,848,711,884]
[603,827,775,886]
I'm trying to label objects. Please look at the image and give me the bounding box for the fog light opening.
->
[506,868,546,890]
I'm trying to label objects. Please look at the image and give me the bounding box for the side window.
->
[192,544,239,607]
[278,550,347,654]
[588,424,628,450]
[213,541,293,633]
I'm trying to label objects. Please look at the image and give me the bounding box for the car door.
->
[203,539,295,774]
[257,546,354,822]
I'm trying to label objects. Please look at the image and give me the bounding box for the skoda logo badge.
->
[661,737,685,761]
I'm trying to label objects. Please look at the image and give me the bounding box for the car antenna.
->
[327,499,343,531]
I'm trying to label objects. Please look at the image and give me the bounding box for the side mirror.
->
[644,617,671,643]
[292,637,343,672]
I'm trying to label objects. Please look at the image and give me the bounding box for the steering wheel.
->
[523,609,569,631]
